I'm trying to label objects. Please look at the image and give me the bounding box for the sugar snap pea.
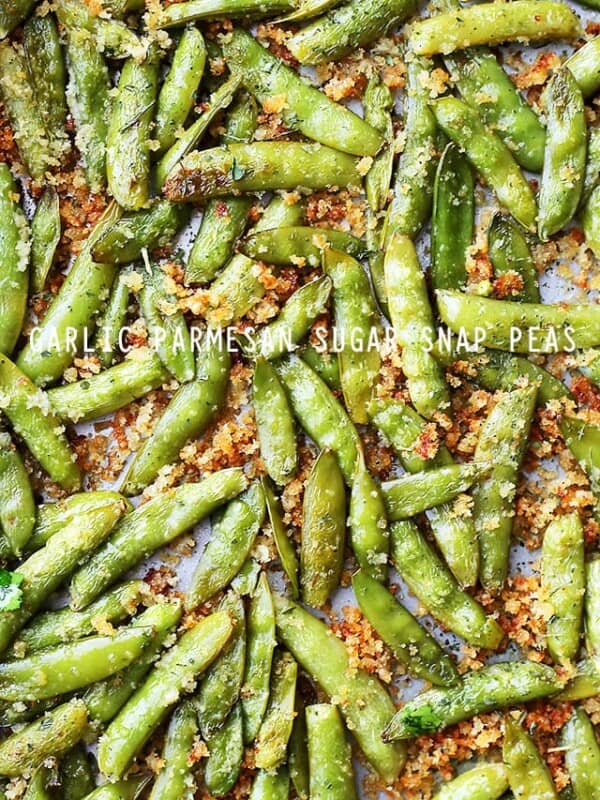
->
[289,697,309,800]
[410,1,581,56]
[488,214,540,303]
[349,450,389,582]
[222,29,382,157]
[383,661,562,740]
[364,73,394,216]
[148,700,198,800]
[0,0,36,38]
[94,267,131,369]
[71,469,247,609]
[61,745,96,800]
[300,344,341,390]
[253,358,298,486]
[306,703,358,800]
[0,163,29,355]
[581,127,600,208]
[274,594,405,783]
[561,708,600,800]
[242,226,369,268]
[433,764,509,800]
[98,610,232,780]
[566,36,600,98]
[186,197,253,285]
[0,432,35,557]
[204,703,244,796]
[586,559,600,656]
[560,416,600,494]
[263,480,300,597]
[277,0,341,21]
[353,570,459,687]
[55,0,143,59]
[81,776,150,800]
[249,766,290,800]
[205,253,266,327]
[503,717,558,800]
[255,650,297,769]
[222,90,259,147]
[432,96,537,230]
[583,181,600,257]
[31,187,60,296]
[157,0,293,25]
[122,331,230,495]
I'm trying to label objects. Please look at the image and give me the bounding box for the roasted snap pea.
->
[0,163,29,355]
[31,187,60,296]
[186,197,253,285]
[488,214,540,303]
[222,90,259,147]
[249,766,290,800]
[581,128,600,208]
[566,36,600,98]
[94,267,132,369]
[586,558,600,656]
[306,703,358,800]
[148,700,198,800]
[55,0,143,59]
[433,764,509,800]
[71,469,247,609]
[349,450,389,582]
[157,0,294,25]
[0,0,36,38]
[277,0,341,21]
[255,650,297,770]
[204,703,244,796]
[0,432,35,557]
[242,226,369,268]
[583,181,600,257]
[503,717,558,800]
[81,776,150,800]
[61,745,96,800]
[300,343,341,391]
[289,697,309,800]
[560,416,600,495]
[263,480,299,598]
[364,73,395,216]
[205,253,266,328]
[561,708,600,800]
[253,358,298,486]
[383,661,562,740]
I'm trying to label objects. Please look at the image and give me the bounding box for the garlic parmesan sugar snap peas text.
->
[1,0,600,798]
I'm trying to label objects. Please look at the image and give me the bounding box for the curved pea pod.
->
[410,1,581,56]
[324,249,381,424]
[60,745,96,800]
[48,349,169,423]
[289,696,309,800]
[64,27,111,193]
[94,267,132,369]
[254,195,306,232]
[538,69,586,240]
[432,97,537,231]
[561,708,600,800]
[17,200,122,386]
[254,359,297,486]
[205,253,267,328]
[106,51,158,210]
[185,198,252,285]
[84,601,183,725]
[437,290,600,353]
[473,385,537,594]
[383,661,562,740]
[385,234,450,419]
[92,201,189,265]
[384,56,439,243]
[149,700,198,800]
[81,776,151,800]
[503,717,558,800]
[0,699,88,777]
[55,0,142,59]
[204,703,244,797]
[241,572,276,744]
[349,451,388,582]
[0,0,36,38]
[274,594,405,783]
[71,469,247,609]
[255,650,297,770]
[382,462,488,522]
[431,142,473,291]
[0,164,29,355]
[31,187,60,296]
[301,449,346,608]
[197,591,246,739]
[23,767,53,800]
[222,28,382,157]
[559,416,600,494]
[300,343,341,391]
[242,226,369,268]
[353,570,459,687]
[122,331,231,496]
[433,764,509,800]
[541,512,585,664]
[0,432,35,557]
[364,73,394,215]
[185,482,265,609]
[488,214,540,303]
[156,0,293,25]
[275,354,361,484]
[164,142,363,202]
[556,656,600,701]
[263,480,299,598]
[98,610,232,781]
[155,28,206,154]
[138,264,195,384]
[390,520,503,648]
[306,703,357,800]
[567,36,600,98]
[249,766,290,800]
[444,49,545,173]
[222,90,259,147]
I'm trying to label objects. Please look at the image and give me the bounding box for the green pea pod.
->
[197,591,246,739]
[254,195,306,232]
[55,0,143,59]
[222,90,259,146]
[390,519,503,648]
[353,570,459,687]
[61,745,96,800]
[306,704,358,800]
[383,661,562,740]
[301,449,346,608]
[255,650,297,770]
[0,432,35,557]
[488,214,540,303]
[583,182,600,257]
[122,331,230,496]
[71,469,247,610]
[24,768,53,800]
[288,696,309,800]
[274,594,405,784]
[348,450,389,583]
[98,610,232,781]
[557,657,600,700]
[275,353,360,484]
[249,766,290,800]
[157,0,294,25]
[433,764,509,800]
[410,1,581,56]
[364,73,394,215]
[561,708,600,800]
[222,28,382,157]
[48,349,169,423]
[106,51,159,210]
[15,580,144,654]
[149,700,198,800]
[384,56,439,242]
[185,198,252,285]
[205,253,266,328]
[576,348,600,388]
[253,358,298,486]
[99,0,145,15]
[541,512,585,664]
[559,416,600,493]
[566,36,600,98]
[17,201,122,386]
[432,96,537,231]
[0,164,29,355]
[64,27,111,193]
[155,28,206,154]
[242,226,369,268]
[0,0,36,38]
[431,142,473,291]
[263,480,299,597]
[538,69,586,240]
[185,482,265,609]
[473,385,537,593]
[0,699,88,777]
[300,344,341,391]
[581,127,600,207]
[437,290,600,353]
[324,249,381,424]
[81,776,150,800]
[241,572,276,744]
[31,187,60,296]
[503,717,558,800]
[276,0,340,22]
[230,558,262,597]
[586,559,600,656]
[382,462,488,521]
[204,703,244,797]
[84,601,183,725]
[94,267,132,369]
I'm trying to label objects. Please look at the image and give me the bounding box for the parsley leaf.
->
[400,705,442,735]
[0,569,24,611]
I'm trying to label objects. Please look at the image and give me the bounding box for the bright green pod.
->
[157,0,293,25]
[94,267,132,369]
[80,776,150,800]
[583,183,600,258]
[288,697,309,800]
[55,0,143,59]
[488,213,540,303]
[277,0,341,22]
[364,72,394,215]
[0,431,35,557]
[149,700,198,800]
[242,226,369,268]
[255,651,298,770]
[561,708,600,800]
[557,657,600,701]
[503,717,559,800]
[205,253,266,328]
[433,764,509,800]
[0,163,29,355]
[185,198,252,285]
[300,344,341,391]
[581,127,600,208]
[263,480,299,598]
[204,703,244,796]
[222,90,259,146]
[23,767,53,800]
[306,704,358,800]
[249,766,290,800]
[348,450,389,583]
[31,187,60,295]
[253,358,298,486]
[586,559,600,656]
[567,36,600,98]
[61,745,96,800]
